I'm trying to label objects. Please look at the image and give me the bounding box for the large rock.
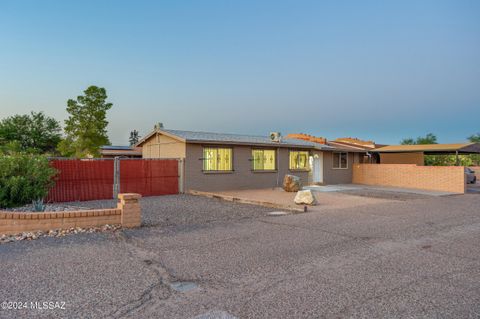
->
[294,190,317,205]
[283,174,301,192]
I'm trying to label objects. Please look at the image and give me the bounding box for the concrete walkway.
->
[305,184,457,197]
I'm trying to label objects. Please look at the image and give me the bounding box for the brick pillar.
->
[118,193,142,228]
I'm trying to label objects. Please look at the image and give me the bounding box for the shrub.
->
[0,154,57,208]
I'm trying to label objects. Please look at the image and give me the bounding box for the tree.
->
[400,133,437,145]
[129,130,140,146]
[58,86,112,157]
[0,111,61,154]
[468,133,480,143]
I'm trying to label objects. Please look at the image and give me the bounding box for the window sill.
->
[332,167,349,170]
[289,169,310,172]
[251,170,278,173]
[202,170,234,174]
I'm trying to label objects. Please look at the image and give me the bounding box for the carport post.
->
[455,151,459,166]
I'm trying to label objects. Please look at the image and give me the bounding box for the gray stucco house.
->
[136,127,368,192]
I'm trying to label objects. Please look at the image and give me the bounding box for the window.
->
[289,151,309,170]
[252,149,276,171]
[333,152,348,169]
[203,147,233,171]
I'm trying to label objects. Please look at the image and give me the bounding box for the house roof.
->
[137,129,336,150]
[100,145,142,156]
[373,143,480,154]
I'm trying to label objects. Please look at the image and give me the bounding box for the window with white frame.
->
[333,152,348,169]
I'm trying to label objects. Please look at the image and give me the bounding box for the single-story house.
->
[100,145,143,158]
[136,128,369,192]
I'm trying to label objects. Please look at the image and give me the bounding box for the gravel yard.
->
[64,194,272,227]
[1,193,480,318]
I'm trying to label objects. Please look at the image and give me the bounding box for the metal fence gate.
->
[46,158,181,203]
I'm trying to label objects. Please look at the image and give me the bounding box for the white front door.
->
[313,153,323,184]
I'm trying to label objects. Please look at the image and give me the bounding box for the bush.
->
[0,154,57,208]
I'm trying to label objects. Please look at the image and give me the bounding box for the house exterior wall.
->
[321,151,355,184]
[380,152,424,165]
[141,133,186,158]
[184,144,310,192]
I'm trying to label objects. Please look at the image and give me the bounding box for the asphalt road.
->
[1,193,479,318]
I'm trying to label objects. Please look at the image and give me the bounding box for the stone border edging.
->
[188,190,304,213]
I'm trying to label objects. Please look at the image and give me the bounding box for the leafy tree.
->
[400,138,415,145]
[0,111,61,154]
[468,133,480,143]
[401,133,437,145]
[58,86,112,157]
[129,130,140,146]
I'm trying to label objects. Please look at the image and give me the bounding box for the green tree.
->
[129,130,140,146]
[0,111,61,154]
[401,133,437,145]
[468,133,480,143]
[58,86,112,157]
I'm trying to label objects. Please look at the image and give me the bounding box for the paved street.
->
[1,193,480,318]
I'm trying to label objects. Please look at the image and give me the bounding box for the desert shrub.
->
[0,154,57,208]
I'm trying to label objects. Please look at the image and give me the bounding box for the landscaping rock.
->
[294,190,317,205]
[283,175,301,192]
[0,224,122,244]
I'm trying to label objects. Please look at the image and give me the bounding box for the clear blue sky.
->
[1,0,479,145]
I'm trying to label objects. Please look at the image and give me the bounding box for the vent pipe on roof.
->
[154,122,164,130]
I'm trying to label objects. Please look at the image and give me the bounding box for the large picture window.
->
[252,149,276,171]
[203,147,233,171]
[289,151,309,170]
[333,152,348,169]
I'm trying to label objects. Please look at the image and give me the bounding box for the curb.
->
[188,190,304,213]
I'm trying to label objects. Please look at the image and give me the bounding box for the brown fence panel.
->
[46,159,115,202]
[119,159,179,196]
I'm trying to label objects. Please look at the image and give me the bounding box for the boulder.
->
[294,190,317,205]
[283,174,301,192]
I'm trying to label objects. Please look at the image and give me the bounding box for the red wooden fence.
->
[46,159,114,202]
[119,159,179,196]
[46,159,179,202]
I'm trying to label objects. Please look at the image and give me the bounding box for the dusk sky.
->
[1,0,479,145]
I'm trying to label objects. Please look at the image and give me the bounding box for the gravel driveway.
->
[1,193,480,318]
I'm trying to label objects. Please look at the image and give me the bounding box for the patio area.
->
[190,186,428,213]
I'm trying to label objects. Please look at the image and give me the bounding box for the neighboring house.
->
[100,145,143,158]
[136,128,367,192]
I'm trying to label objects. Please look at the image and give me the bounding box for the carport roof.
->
[373,143,480,154]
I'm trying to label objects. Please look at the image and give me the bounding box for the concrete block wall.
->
[0,193,142,236]
[353,164,466,194]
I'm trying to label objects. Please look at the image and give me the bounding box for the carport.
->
[373,143,480,166]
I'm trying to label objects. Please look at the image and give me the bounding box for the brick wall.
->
[0,193,141,236]
[353,164,466,194]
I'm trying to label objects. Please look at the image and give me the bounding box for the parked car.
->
[465,167,477,184]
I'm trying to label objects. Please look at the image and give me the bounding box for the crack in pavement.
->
[107,232,178,318]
